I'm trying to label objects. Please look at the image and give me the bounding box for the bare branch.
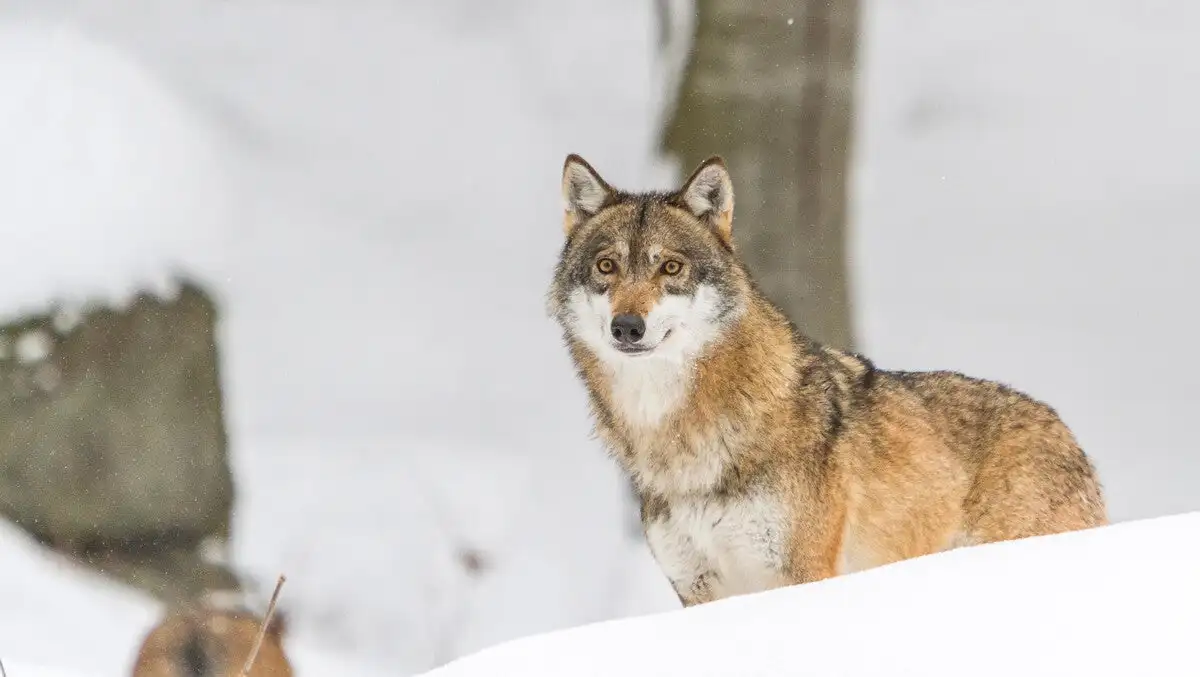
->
[239,574,287,677]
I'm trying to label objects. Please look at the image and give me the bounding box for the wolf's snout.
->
[610,314,646,344]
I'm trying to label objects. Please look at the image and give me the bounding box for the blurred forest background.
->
[0,0,1197,675]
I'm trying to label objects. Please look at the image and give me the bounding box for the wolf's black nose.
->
[610,314,646,344]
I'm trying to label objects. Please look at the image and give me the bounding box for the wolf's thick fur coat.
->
[548,154,1107,606]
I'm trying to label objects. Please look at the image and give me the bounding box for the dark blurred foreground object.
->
[132,597,293,677]
[663,0,860,350]
[0,280,239,601]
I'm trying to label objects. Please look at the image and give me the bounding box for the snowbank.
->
[227,434,656,670]
[0,519,392,677]
[0,17,235,320]
[0,665,94,677]
[422,513,1200,676]
[0,522,158,674]
[0,4,660,671]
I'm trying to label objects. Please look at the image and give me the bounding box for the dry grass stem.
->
[239,574,287,677]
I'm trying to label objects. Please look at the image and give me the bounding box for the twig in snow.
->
[239,573,286,677]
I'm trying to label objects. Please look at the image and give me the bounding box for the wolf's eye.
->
[596,258,616,274]
[661,260,683,276]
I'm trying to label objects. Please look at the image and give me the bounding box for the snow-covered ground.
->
[0,0,1198,674]
[0,1,675,672]
[0,519,392,677]
[421,511,1200,677]
[0,17,233,317]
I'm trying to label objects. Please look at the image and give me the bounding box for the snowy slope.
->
[853,0,1200,522]
[0,1,671,673]
[227,435,666,670]
[422,513,1200,677]
[0,665,93,677]
[3,0,671,444]
[0,17,234,320]
[0,523,158,674]
[0,520,395,677]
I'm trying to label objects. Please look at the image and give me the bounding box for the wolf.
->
[130,595,292,677]
[547,153,1108,607]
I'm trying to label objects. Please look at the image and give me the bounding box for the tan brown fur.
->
[609,280,663,318]
[549,154,1108,607]
[131,602,293,677]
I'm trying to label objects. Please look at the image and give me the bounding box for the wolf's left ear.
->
[677,157,734,246]
[562,154,613,236]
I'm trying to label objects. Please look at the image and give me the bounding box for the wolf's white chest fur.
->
[644,493,789,602]
[606,354,691,428]
[605,355,732,496]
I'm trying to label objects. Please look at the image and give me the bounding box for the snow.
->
[0,17,234,321]
[0,1,671,673]
[0,519,393,677]
[228,436,639,668]
[423,512,1200,677]
[0,665,93,677]
[0,0,1198,675]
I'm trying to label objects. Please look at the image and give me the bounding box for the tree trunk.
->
[663,0,859,350]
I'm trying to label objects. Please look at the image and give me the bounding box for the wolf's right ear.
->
[562,154,612,236]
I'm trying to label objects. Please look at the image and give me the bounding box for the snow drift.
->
[0,518,392,677]
[421,513,1200,677]
[0,17,235,320]
[0,6,655,673]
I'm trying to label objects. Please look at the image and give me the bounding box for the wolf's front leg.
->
[644,525,720,606]
[673,570,718,607]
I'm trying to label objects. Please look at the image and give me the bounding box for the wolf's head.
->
[548,154,751,365]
